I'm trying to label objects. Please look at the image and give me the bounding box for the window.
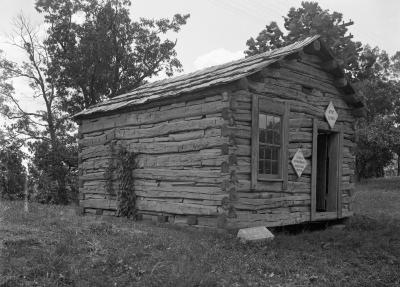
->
[258,114,281,177]
[251,95,289,189]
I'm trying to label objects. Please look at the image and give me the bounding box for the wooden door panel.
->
[316,134,328,211]
[326,133,339,211]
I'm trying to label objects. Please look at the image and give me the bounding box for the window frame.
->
[251,94,289,190]
[258,113,282,180]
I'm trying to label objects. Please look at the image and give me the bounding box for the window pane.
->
[259,114,266,129]
[271,160,278,174]
[265,147,272,159]
[265,160,271,174]
[267,115,274,129]
[271,147,279,160]
[273,130,281,145]
[257,111,283,177]
[259,160,265,174]
[259,130,266,143]
[274,116,281,129]
[259,146,265,159]
[266,130,273,144]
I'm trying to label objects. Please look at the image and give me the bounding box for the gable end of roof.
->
[74,35,364,120]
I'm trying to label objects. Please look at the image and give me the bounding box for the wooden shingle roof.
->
[74,35,363,119]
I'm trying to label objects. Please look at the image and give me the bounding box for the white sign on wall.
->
[325,101,338,129]
[291,149,307,178]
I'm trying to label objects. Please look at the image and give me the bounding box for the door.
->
[311,119,343,220]
[316,132,339,212]
[316,133,328,211]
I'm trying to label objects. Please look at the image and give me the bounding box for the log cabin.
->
[74,35,364,229]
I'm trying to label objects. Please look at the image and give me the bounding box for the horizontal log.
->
[81,99,227,134]
[280,59,334,84]
[135,190,226,201]
[235,199,310,211]
[136,199,219,215]
[133,168,223,183]
[126,136,227,154]
[236,194,309,207]
[183,198,222,206]
[136,150,225,168]
[226,211,311,229]
[262,67,340,95]
[81,145,111,160]
[290,131,313,143]
[80,130,115,147]
[80,198,117,210]
[115,117,223,140]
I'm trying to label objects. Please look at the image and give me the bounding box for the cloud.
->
[193,48,244,70]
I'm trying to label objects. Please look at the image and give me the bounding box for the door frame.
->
[311,119,343,221]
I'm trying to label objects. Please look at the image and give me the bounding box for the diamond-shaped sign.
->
[325,101,338,129]
[291,149,307,178]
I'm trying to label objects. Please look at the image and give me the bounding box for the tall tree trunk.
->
[46,104,67,203]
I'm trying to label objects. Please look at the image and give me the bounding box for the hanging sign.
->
[291,149,307,178]
[325,101,338,129]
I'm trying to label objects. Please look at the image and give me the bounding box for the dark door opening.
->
[316,131,339,212]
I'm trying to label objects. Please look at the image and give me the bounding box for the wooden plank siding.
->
[78,92,234,228]
[225,55,355,229]
[76,37,359,229]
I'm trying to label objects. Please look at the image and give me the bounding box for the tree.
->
[0,130,26,200]
[35,0,190,115]
[355,46,400,177]
[245,1,362,78]
[354,117,395,178]
[28,140,78,203]
[245,1,400,178]
[0,15,77,203]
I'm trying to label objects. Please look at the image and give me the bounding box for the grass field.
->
[1,178,400,287]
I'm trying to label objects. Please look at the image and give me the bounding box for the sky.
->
[0,0,399,113]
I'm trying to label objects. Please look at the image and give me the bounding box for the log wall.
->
[225,55,356,228]
[77,53,357,229]
[78,92,234,227]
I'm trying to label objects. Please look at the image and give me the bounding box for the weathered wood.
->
[337,131,343,218]
[115,117,223,140]
[282,102,289,190]
[133,168,222,183]
[303,39,321,55]
[136,200,219,215]
[250,94,259,190]
[81,100,227,134]
[77,40,359,228]
[126,136,227,154]
[226,211,311,229]
[311,119,318,221]
[81,198,117,210]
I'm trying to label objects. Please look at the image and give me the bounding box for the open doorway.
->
[316,131,340,213]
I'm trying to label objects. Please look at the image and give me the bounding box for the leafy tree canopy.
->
[245,1,362,78]
[245,1,400,178]
[35,0,190,115]
[0,15,78,204]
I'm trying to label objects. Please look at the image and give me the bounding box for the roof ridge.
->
[112,35,321,100]
[74,35,325,119]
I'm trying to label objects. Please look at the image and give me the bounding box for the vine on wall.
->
[116,145,137,217]
[104,142,137,218]
[104,142,116,196]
